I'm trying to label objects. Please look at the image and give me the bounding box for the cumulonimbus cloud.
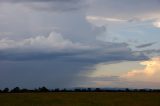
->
[0,31,90,52]
[0,31,148,61]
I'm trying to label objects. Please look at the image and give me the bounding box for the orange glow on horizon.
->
[124,57,160,79]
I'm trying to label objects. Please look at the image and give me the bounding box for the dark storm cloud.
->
[0,0,158,89]
[0,41,148,89]
[0,60,89,88]
[0,42,148,62]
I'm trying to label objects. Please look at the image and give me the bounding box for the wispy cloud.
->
[86,16,127,22]
[136,42,156,48]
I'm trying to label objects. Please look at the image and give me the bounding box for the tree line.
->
[0,87,160,93]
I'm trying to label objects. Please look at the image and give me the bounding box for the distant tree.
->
[81,88,87,92]
[11,87,20,93]
[132,89,138,92]
[87,88,91,92]
[125,88,130,92]
[74,88,81,92]
[21,88,30,93]
[38,86,49,92]
[33,88,39,92]
[54,88,60,92]
[61,88,67,92]
[139,89,146,92]
[95,88,101,92]
[3,88,9,93]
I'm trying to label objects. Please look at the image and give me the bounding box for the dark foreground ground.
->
[0,92,160,106]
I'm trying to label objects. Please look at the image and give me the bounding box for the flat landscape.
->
[0,92,160,106]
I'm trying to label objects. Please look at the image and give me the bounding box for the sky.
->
[0,0,160,89]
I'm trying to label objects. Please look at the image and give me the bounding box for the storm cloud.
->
[0,0,159,89]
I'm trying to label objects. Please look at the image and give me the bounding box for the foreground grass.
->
[0,92,160,106]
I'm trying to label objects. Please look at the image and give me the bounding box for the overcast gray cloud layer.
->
[88,0,160,19]
[0,0,86,12]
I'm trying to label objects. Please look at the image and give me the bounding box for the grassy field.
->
[0,92,160,106]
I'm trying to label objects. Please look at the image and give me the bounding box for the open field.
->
[0,92,160,106]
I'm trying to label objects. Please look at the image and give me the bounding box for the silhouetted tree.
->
[11,87,20,93]
[61,88,67,92]
[3,88,9,93]
[38,86,49,92]
[33,88,39,92]
[87,88,92,92]
[125,88,130,92]
[0,86,160,93]
[21,88,30,93]
[54,88,60,92]
[95,88,101,92]
[74,88,81,92]
[139,89,146,92]
[81,88,87,92]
